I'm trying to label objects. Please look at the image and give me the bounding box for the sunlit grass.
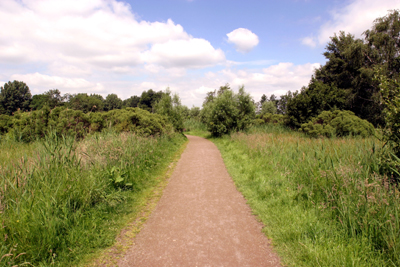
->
[213,124,399,266]
[0,131,186,266]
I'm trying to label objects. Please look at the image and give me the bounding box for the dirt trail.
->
[118,135,281,267]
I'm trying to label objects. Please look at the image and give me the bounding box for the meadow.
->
[0,130,186,266]
[210,124,399,266]
[176,121,400,266]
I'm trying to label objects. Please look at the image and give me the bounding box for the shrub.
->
[262,113,285,124]
[301,110,375,138]
[202,85,255,137]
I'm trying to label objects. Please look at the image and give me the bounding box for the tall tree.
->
[0,81,32,115]
[104,94,122,111]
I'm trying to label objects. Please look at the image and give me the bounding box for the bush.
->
[301,110,375,138]
[0,107,174,143]
[202,85,255,137]
[262,113,286,124]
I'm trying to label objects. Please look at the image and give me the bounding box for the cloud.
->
[227,28,259,53]
[0,0,225,72]
[10,73,105,95]
[143,38,225,68]
[302,0,400,47]
[144,62,320,107]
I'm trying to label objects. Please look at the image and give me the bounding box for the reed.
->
[0,131,186,266]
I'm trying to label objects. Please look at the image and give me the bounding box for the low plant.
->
[301,110,375,138]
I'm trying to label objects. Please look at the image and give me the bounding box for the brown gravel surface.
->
[118,135,281,267]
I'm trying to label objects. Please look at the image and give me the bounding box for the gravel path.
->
[118,135,281,267]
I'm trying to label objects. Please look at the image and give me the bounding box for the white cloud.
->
[302,0,400,47]
[0,0,224,71]
[143,38,225,68]
[143,62,320,107]
[10,73,105,95]
[227,28,259,53]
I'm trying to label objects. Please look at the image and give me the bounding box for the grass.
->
[183,118,210,138]
[0,130,187,266]
[211,124,400,266]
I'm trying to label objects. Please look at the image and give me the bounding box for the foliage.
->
[213,126,398,266]
[261,113,285,124]
[154,89,184,132]
[375,69,400,177]
[260,100,277,115]
[0,131,186,266]
[301,110,375,138]
[201,85,255,137]
[286,10,400,128]
[138,89,164,112]
[30,89,65,110]
[0,81,32,115]
[286,80,348,128]
[123,95,140,108]
[0,107,173,143]
[67,93,104,113]
[189,106,200,119]
[104,93,123,111]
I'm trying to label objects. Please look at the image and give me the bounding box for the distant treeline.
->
[0,84,167,115]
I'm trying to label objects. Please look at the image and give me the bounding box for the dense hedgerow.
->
[300,110,375,138]
[0,106,173,143]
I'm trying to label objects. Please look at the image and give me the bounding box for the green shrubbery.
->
[0,106,173,143]
[201,85,255,137]
[300,110,375,138]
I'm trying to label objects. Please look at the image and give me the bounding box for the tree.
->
[364,10,400,79]
[286,81,348,128]
[30,89,65,110]
[260,94,267,104]
[123,95,140,108]
[104,94,122,111]
[138,89,163,112]
[202,85,255,136]
[260,101,277,115]
[154,88,183,132]
[68,93,104,113]
[0,81,32,115]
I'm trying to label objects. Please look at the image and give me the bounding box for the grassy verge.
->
[212,124,399,266]
[0,131,186,266]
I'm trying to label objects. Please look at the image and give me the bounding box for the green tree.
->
[0,81,32,115]
[202,85,255,136]
[260,100,277,115]
[30,89,65,110]
[123,95,140,108]
[104,94,122,111]
[154,88,183,132]
[287,81,348,128]
[138,89,163,112]
[68,93,104,113]
[364,10,400,79]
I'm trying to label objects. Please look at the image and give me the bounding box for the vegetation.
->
[212,125,399,266]
[300,110,375,138]
[0,107,172,143]
[201,84,255,137]
[286,9,400,128]
[0,130,186,266]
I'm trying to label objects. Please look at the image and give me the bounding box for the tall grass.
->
[0,131,186,266]
[213,125,399,266]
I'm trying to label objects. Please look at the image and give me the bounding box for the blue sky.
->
[1,0,399,107]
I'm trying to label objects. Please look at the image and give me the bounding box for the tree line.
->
[0,83,167,115]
